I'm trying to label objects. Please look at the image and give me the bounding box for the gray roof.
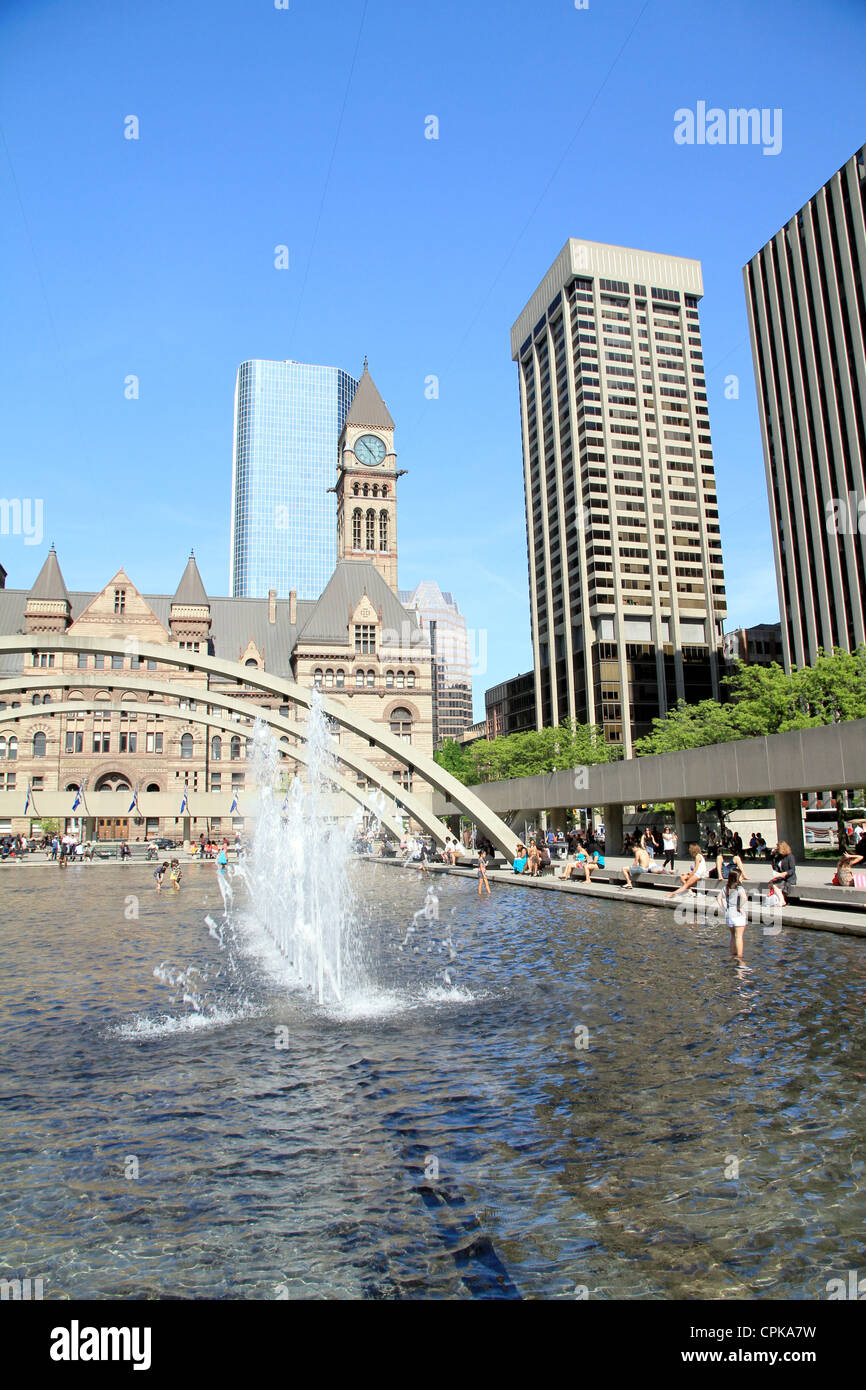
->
[297,559,425,648]
[29,547,70,604]
[0,565,427,675]
[0,588,310,679]
[344,363,395,430]
[172,551,209,606]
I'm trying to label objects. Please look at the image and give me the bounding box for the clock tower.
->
[335,360,402,593]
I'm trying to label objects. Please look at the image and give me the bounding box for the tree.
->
[453,718,614,785]
[434,738,473,785]
[635,647,866,755]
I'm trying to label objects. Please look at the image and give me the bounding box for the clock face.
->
[354,434,386,467]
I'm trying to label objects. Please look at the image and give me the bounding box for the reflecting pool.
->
[2,862,865,1299]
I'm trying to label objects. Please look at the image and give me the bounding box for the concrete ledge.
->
[360,856,866,940]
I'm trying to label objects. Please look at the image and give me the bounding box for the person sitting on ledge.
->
[710,847,749,882]
[834,848,864,887]
[665,843,710,898]
[621,844,661,890]
[512,843,528,875]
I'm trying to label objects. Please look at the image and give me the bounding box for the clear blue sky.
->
[1,0,864,718]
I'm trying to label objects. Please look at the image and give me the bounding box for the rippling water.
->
[2,861,865,1300]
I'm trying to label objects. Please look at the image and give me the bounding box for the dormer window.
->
[354,624,375,654]
[114,588,126,614]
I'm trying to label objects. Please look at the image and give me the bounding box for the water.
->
[2,858,866,1299]
[236,701,364,1007]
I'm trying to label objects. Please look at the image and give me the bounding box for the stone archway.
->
[0,636,521,856]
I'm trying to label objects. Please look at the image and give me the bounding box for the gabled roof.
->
[28,546,70,604]
[344,362,395,431]
[296,559,423,646]
[172,550,209,606]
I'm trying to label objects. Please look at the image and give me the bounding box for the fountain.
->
[235,691,371,1006]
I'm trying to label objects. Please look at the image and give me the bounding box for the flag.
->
[71,786,82,811]
[180,785,188,815]
[128,788,139,814]
[281,791,288,812]
[230,791,239,814]
[24,783,31,815]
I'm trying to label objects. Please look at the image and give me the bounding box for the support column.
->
[602,804,623,856]
[674,798,699,851]
[774,790,805,860]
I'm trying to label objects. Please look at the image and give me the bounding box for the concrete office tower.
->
[744,144,866,669]
[400,580,473,746]
[511,239,727,755]
[230,360,358,600]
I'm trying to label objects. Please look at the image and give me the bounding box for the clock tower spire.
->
[335,362,402,592]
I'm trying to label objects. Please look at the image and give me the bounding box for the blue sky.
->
[1,0,864,719]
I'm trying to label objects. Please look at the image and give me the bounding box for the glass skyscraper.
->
[230,360,358,599]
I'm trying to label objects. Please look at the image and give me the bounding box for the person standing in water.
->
[169,859,182,892]
[477,849,491,896]
[717,866,749,959]
[154,861,169,892]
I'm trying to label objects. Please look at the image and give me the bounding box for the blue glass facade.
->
[230,360,358,599]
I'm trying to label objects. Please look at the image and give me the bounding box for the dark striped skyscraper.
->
[744,144,866,668]
[511,240,727,756]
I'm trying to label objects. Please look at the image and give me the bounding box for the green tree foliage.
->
[634,647,866,755]
[434,719,615,785]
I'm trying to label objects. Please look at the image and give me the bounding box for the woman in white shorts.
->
[717,867,749,959]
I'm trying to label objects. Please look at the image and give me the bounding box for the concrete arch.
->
[0,635,520,855]
[0,697,406,838]
[1,670,439,839]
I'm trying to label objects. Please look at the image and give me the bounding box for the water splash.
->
[235,693,370,1007]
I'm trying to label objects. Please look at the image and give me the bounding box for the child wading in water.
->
[169,859,182,892]
[478,850,491,897]
[717,867,749,959]
[154,861,169,892]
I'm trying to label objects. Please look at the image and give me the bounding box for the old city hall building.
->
[0,365,434,840]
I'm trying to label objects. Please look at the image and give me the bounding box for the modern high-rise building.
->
[230,359,358,600]
[485,671,537,739]
[511,239,727,755]
[399,580,473,746]
[744,144,866,669]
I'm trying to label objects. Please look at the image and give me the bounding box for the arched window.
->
[389,707,413,743]
[313,668,323,689]
[65,783,80,793]
[355,670,364,689]
[231,736,242,760]
[366,509,375,550]
[43,695,51,705]
[372,484,379,498]
[335,669,345,688]
[381,484,388,498]
[366,669,375,688]
[7,736,17,761]
[180,733,194,759]
[385,670,394,688]
[352,508,362,548]
[362,483,369,498]
[146,783,160,792]
[324,669,334,689]
[0,737,6,759]
[379,510,388,551]
[32,694,41,706]
[33,732,46,758]
[395,670,405,689]
[406,670,416,688]
[352,482,360,496]
[211,736,221,760]
[245,658,258,668]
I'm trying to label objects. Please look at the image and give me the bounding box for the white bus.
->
[804,808,866,847]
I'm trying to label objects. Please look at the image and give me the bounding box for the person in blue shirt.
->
[512,842,528,874]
